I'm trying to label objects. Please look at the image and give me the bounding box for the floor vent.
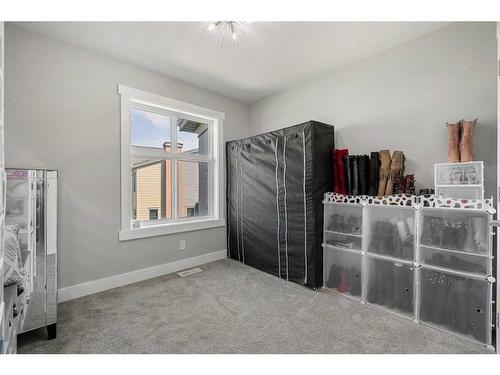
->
[178,268,203,277]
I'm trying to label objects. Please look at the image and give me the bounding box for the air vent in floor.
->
[178,267,203,277]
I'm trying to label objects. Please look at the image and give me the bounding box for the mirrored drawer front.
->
[435,185,483,201]
[324,246,362,299]
[420,209,490,255]
[419,246,490,276]
[365,256,415,318]
[325,203,363,236]
[435,161,483,186]
[365,206,415,261]
[418,267,491,345]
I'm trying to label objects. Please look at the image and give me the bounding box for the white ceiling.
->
[15,22,449,103]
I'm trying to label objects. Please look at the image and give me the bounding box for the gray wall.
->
[249,22,497,196]
[4,25,249,289]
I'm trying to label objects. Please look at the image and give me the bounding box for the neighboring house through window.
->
[118,85,225,240]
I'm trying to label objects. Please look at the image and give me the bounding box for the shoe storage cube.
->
[419,208,490,256]
[418,267,491,345]
[365,256,415,317]
[323,246,362,299]
[364,205,416,261]
[435,162,483,186]
[324,203,363,235]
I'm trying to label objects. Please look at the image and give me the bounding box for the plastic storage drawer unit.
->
[365,205,416,261]
[418,267,491,345]
[323,245,362,299]
[364,255,415,318]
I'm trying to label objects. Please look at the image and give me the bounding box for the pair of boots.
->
[419,269,487,342]
[447,119,477,163]
[344,154,370,195]
[377,150,405,196]
[370,219,414,259]
[366,259,413,313]
[394,175,415,195]
[327,264,362,296]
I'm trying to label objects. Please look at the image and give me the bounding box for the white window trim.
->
[118,85,225,241]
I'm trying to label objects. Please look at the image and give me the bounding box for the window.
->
[148,208,159,220]
[118,85,225,240]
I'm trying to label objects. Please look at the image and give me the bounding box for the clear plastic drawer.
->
[435,185,483,200]
[418,267,491,345]
[419,245,490,276]
[365,205,416,261]
[420,208,490,256]
[435,162,483,186]
[323,246,362,299]
[365,256,415,317]
[325,203,363,236]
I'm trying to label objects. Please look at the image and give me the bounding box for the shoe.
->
[352,156,359,196]
[385,151,405,196]
[337,270,349,293]
[405,175,416,195]
[326,265,341,289]
[393,175,406,194]
[345,155,356,195]
[350,267,362,296]
[347,215,361,235]
[377,150,391,196]
[451,276,470,335]
[447,121,461,163]
[464,165,479,184]
[333,149,349,194]
[357,155,369,195]
[463,217,476,253]
[459,119,477,162]
[368,152,380,196]
[469,279,487,342]
[472,216,488,253]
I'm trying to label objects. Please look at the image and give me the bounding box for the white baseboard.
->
[58,249,227,302]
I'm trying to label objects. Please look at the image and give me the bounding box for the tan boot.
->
[377,150,391,196]
[447,121,461,163]
[385,151,405,196]
[459,119,477,162]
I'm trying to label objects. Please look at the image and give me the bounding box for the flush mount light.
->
[206,21,252,47]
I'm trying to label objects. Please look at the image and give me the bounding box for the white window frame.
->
[118,85,225,241]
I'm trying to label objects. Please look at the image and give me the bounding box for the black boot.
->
[451,276,470,335]
[327,265,341,289]
[419,269,439,322]
[469,279,487,342]
[352,156,359,195]
[368,152,380,196]
[432,272,452,326]
[345,155,355,195]
[357,155,369,195]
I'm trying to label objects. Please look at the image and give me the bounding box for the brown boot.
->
[377,150,391,196]
[385,151,405,196]
[459,119,477,162]
[447,121,461,163]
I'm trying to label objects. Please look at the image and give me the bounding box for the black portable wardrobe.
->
[226,121,335,288]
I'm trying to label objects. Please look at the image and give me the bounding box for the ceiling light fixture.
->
[206,21,251,48]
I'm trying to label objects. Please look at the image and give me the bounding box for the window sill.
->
[118,218,226,241]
